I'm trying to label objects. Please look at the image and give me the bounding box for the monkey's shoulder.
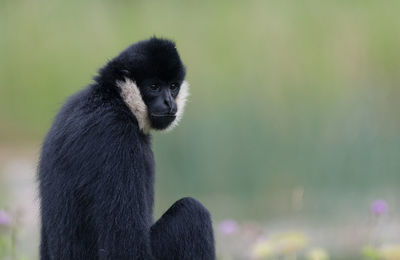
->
[43,85,147,157]
[40,84,151,181]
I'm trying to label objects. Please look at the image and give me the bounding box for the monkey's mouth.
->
[150,113,176,129]
[150,113,176,118]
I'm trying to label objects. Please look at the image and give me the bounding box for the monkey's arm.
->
[91,171,154,260]
[80,113,155,259]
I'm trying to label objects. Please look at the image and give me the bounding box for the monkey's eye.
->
[121,69,130,76]
[150,84,160,92]
[170,83,179,91]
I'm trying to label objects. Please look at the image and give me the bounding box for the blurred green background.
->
[1,0,400,259]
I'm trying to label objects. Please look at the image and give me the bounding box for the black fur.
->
[38,37,215,260]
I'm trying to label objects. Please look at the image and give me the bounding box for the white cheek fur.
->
[116,78,189,134]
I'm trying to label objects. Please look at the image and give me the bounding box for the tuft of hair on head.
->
[129,37,186,82]
[96,37,186,86]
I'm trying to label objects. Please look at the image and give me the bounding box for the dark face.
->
[105,37,187,130]
[139,78,182,130]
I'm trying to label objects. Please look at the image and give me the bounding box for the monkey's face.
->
[112,38,189,133]
[139,79,181,130]
[117,76,189,133]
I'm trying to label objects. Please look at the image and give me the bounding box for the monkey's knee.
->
[151,197,215,260]
[171,197,212,221]
[151,197,214,236]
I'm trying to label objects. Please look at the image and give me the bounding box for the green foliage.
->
[0,227,12,259]
[362,246,380,260]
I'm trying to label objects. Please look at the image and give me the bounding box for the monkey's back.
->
[38,84,155,259]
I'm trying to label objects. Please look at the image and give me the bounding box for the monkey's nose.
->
[164,97,177,114]
[170,105,177,114]
[166,101,177,114]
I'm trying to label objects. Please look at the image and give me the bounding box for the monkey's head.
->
[98,37,189,133]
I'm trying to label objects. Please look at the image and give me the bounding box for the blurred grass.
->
[1,0,400,257]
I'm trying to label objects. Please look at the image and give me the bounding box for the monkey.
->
[38,37,216,260]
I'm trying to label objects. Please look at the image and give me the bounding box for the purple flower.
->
[0,210,11,227]
[219,219,238,235]
[370,199,388,215]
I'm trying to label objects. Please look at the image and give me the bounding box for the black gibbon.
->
[38,37,215,260]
